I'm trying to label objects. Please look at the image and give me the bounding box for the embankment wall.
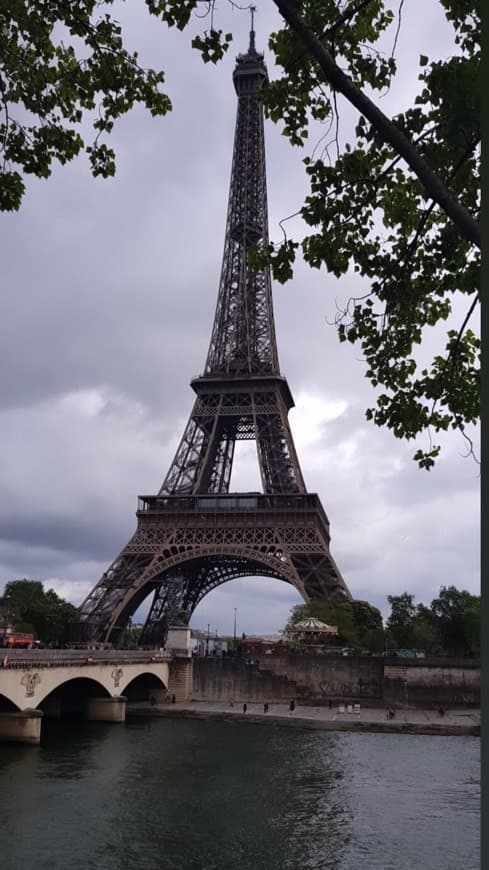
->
[192,655,479,707]
[192,658,301,702]
[382,662,479,707]
[259,655,384,701]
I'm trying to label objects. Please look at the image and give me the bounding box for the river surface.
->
[0,719,479,870]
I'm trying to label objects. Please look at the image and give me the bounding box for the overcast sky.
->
[0,1,479,638]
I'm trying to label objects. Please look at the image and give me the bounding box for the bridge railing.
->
[1,650,171,669]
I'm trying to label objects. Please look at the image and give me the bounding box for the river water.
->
[0,719,479,870]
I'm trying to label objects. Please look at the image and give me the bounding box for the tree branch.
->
[324,0,376,39]
[273,0,481,250]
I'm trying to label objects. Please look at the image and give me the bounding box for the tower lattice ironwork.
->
[78,28,351,647]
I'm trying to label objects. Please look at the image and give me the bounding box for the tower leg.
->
[139,575,189,648]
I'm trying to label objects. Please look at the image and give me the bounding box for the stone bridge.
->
[0,649,191,744]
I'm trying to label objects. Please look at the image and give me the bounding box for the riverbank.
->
[127,701,480,737]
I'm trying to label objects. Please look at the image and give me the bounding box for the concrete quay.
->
[127,700,480,737]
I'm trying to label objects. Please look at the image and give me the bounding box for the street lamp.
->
[206,623,210,656]
[233,608,237,645]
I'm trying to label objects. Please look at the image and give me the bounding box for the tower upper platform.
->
[233,28,268,94]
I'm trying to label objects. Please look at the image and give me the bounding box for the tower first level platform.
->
[79,493,350,645]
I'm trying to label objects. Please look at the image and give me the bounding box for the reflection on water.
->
[0,719,479,870]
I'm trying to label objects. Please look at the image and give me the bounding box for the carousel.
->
[285,617,339,652]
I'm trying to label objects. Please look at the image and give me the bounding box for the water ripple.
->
[0,721,479,870]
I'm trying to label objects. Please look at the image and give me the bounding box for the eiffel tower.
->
[78,25,351,647]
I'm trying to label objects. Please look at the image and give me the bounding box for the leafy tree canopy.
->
[350,599,382,633]
[430,584,480,656]
[258,0,480,469]
[117,618,143,649]
[0,1,176,211]
[386,585,480,656]
[0,578,78,645]
[1,1,480,466]
[386,592,417,648]
[350,599,383,650]
[286,583,478,657]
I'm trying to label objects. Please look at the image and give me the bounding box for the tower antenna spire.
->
[249,5,256,52]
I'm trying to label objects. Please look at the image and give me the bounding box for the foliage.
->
[350,599,382,638]
[286,585,479,657]
[261,0,481,468]
[361,627,386,655]
[386,592,417,648]
[409,609,440,654]
[430,585,480,657]
[117,619,142,649]
[386,586,480,657]
[0,578,78,645]
[0,1,182,210]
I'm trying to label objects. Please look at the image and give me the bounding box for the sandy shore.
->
[127,701,480,737]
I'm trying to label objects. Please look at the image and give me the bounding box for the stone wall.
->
[192,658,304,702]
[168,659,194,703]
[258,654,384,701]
[192,655,479,708]
[382,663,480,707]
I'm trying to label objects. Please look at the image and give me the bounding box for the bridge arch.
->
[0,693,19,713]
[121,672,167,703]
[38,676,112,718]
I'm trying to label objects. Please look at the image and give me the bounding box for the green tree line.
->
[286,585,480,658]
[0,578,479,657]
[0,579,78,646]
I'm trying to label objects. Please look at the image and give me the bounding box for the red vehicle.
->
[0,630,35,649]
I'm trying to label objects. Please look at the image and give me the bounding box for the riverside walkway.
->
[128,700,480,737]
